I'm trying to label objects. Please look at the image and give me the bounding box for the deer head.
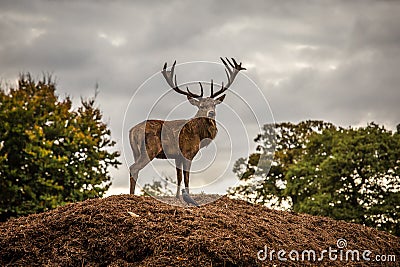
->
[161,57,246,119]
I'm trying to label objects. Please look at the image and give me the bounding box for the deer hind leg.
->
[129,132,143,195]
[129,155,151,195]
[129,145,159,194]
[130,138,163,194]
[175,158,183,198]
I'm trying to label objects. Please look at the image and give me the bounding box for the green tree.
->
[141,176,175,197]
[230,121,335,206]
[229,121,400,235]
[0,74,121,220]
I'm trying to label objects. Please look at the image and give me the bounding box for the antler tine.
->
[220,57,232,75]
[210,79,214,97]
[171,60,176,76]
[186,82,203,98]
[173,75,189,95]
[229,57,246,71]
[162,61,179,89]
[198,82,204,97]
[224,69,230,83]
[161,61,203,98]
[226,57,235,68]
[210,57,246,98]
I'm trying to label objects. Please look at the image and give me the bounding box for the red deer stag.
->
[129,58,246,198]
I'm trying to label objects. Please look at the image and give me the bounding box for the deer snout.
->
[207,110,215,118]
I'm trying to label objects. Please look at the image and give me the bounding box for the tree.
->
[230,121,335,206]
[141,176,175,197]
[229,121,400,235]
[0,74,121,220]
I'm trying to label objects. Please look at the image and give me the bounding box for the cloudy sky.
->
[1,0,399,196]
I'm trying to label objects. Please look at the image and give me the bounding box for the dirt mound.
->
[0,195,398,266]
[153,193,221,207]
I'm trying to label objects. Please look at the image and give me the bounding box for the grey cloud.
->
[1,0,399,195]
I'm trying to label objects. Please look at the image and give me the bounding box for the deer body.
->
[129,117,217,197]
[129,117,216,160]
[129,58,245,198]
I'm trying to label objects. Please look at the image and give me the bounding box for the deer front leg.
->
[175,158,183,198]
[183,159,192,194]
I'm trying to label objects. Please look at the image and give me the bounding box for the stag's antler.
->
[161,61,203,98]
[210,57,246,98]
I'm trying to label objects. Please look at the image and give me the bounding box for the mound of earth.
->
[0,195,398,266]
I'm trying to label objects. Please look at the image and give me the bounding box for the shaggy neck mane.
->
[190,117,217,140]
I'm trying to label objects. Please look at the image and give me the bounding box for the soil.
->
[0,194,399,266]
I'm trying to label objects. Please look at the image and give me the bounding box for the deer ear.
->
[187,96,200,106]
[215,94,226,104]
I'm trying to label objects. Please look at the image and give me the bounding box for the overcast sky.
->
[1,0,399,196]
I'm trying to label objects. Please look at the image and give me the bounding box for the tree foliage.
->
[141,176,175,197]
[229,120,400,235]
[0,74,120,220]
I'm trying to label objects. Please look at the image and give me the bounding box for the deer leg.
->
[175,158,183,198]
[183,159,192,194]
[129,174,137,195]
[129,155,151,195]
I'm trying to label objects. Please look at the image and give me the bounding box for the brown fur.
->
[129,58,245,196]
[129,115,218,196]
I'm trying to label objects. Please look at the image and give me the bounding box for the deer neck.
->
[190,117,217,141]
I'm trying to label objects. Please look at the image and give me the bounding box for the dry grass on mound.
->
[0,195,399,266]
